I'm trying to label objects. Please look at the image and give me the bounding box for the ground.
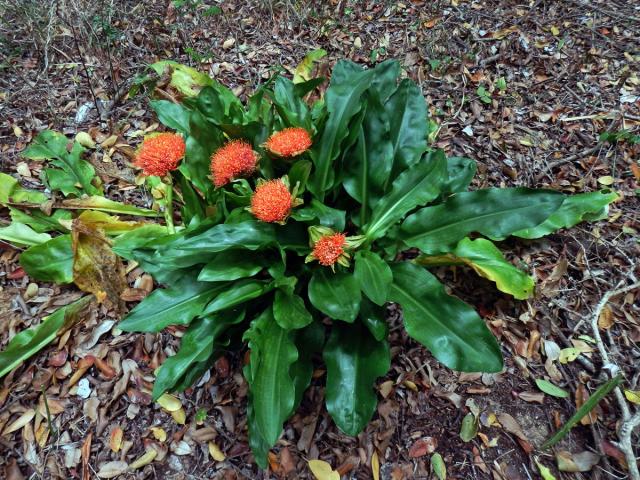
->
[1,0,639,479]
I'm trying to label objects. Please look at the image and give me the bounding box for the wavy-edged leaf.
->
[20,234,73,283]
[0,296,93,378]
[365,149,447,240]
[385,78,429,180]
[119,275,228,332]
[324,322,390,435]
[354,250,393,305]
[293,48,327,83]
[442,156,477,194]
[273,76,312,129]
[0,173,48,205]
[149,60,214,97]
[308,269,361,322]
[308,63,375,199]
[61,196,160,217]
[513,190,618,239]
[244,308,298,447]
[389,262,503,372]
[0,222,51,246]
[152,309,245,399]
[400,188,565,254]
[9,207,71,233]
[273,289,313,330]
[417,237,534,300]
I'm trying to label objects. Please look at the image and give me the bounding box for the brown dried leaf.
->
[96,461,128,478]
[110,427,123,452]
[3,409,35,435]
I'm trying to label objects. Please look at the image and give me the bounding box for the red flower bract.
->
[250,180,293,223]
[135,133,185,177]
[265,127,312,157]
[313,233,347,266]
[211,140,259,187]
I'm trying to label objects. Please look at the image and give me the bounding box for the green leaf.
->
[417,237,534,300]
[385,78,429,180]
[273,76,312,129]
[442,156,477,194]
[0,296,93,378]
[460,413,478,442]
[198,251,265,282]
[0,222,51,246]
[150,100,191,133]
[293,48,327,83]
[291,199,346,230]
[244,308,298,446]
[288,159,312,194]
[431,453,447,480]
[273,290,313,330]
[119,275,228,332]
[61,196,160,217]
[201,279,273,316]
[354,250,392,305]
[370,59,401,102]
[181,109,223,195]
[9,207,71,233]
[152,309,245,399]
[323,322,390,435]
[389,262,503,372]
[542,375,622,449]
[308,269,361,322]
[343,91,393,219]
[535,379,569,398]
[359,297,388,341]
[308,63,375,199]
[149,61,214,97]
[290,322,324,410]
[196,84,244,125]
[20,234,73,283]
[22,130,100,197]
[513,190,618,239]
[365,149,447,240]
[400,188,565,254]
[0,173,48,205]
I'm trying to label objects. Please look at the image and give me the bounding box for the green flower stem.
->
[164,177,175,234]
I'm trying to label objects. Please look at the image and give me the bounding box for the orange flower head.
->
[211,140,259,187]
[312,233,347,266]
[135,133,185,177]
[250,179,293,223]
[265,127,312,158]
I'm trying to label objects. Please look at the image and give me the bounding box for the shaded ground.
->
[1,0,639,479]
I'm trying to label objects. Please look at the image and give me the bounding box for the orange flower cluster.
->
[211,140,259,187]
[135,133,185,177]
[250,179,293,223]
[312,233,347,266]
[265,128,312,158]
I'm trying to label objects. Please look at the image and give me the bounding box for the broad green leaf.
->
[150,100,191,133]
[9,207,71,233]
[400,188,565,254]
[273,290,313,330]
[61,196,160,217]
[343,90,393,220]
[308,269,361,322]
[308,63,375,199]
[290,322,324,411]
[442,156,477,194]
[513,190,618,239]
[196,84,244,125]
[389,262,503,372]
[178,173,206,224]
[354,250,392,305]
[181,109,224,195]
[20,234,73,283]
[365,149,447,240]
[152,309,245,399]
[288,159,312,194]
[22,130,100,197]
[0,173,48,205]
[385,78,429,181]
[0,222,51,246]
[431,453,447,480]
[0,296,93,378]
[292,199,346,230]
[459,413,478,442]
[149,60,214,97]
[201,280,273,316]
[417,237,534,300]
[323,322,390,435]
[359,297,388,341]
[244,308,298,446]
[370,59,401,102]
[273,76,312,129]
[119,275,228,332]
[535,378,569,398]
[198,251,265,282]
[293,48,327,83]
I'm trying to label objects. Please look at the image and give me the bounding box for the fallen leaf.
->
[109,427,123,452]
[497,413,529,442]
[372,451,380,480]
[409,437,438,457]
[556,450,600,472]
[535,379,569,398]
[518,391,545,403]
[96,461,128,478]
[308,459,340,480]
[597,175,615,186]
[575,384,598,425]
[598,306,615,330]
[157,393,182,412]
[150,427,167,442]
[3,409,35,435]
[460,413,477,442]
[535,458,557,480]
[431,453,447,480]
[208,442,226,461]
[624,389,640,404]
[171,407,186,425]
[129,449,157,469]
[171,440,192,455]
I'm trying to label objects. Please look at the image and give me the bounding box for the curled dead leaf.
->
[129,449,157,470]
[3,409,35,435]
[208,442,226,461]
[96,461,128,478]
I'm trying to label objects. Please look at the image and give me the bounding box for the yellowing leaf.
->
[171,407,186,425]
[96,461,128,478]
[550,25,560,36]
[129,449,157,470]
[597,175,615,186]
[110,427,123,452]
[598,306,614,329]
[208,441,226,461]
[558,347,581,364]
[293,49,327,84]
[372,451,380,480]
[75,132,96,149]
[157,393,182,412]
[535,459,557,480]
[624,389,640,405]
[150,427,167,442]
[308,459,340,480]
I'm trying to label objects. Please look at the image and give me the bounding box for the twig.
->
[534,144,602,182]
[590,280,640,480]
